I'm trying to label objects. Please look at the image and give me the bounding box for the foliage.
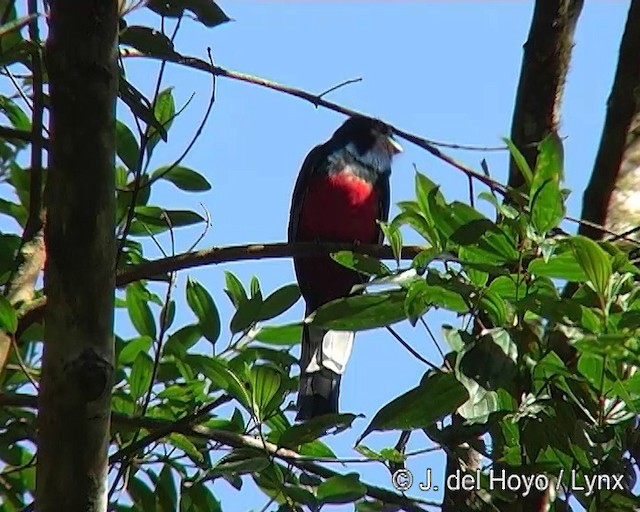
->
[0,2,638,512]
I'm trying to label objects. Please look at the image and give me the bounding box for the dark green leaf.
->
[119,78,167,140]
[252,323,302,345]
[310,291,407,331]
[379,221,402,264]
[129,352,154,400]
[180,481,222,512]
[146,87,175,157]
[0,295,17,333]
[357,372,468,443]
[147,0,231,28]
[213,449,270,476]
[331,251,391,276]
[569,236,611,297]
[163,324,202,356]
[116,120,139,171]
[156,466,177,512]
[224,271,247,307]
[186,278,221,344]
[530,179,564,234]
[0,96,30,131]
[258,283,301,321]
[120,26,177,57]
[249,365,283,420]
[118,336,153,365]
[528,252,588,282]
[130,207,205,235]
[433,201,518,263]
[126,285,156,338]
[503,137,533,187]
[280,414,358,448]
[151,165,211,192]
[317,473,366,504]
[230,296,262,333]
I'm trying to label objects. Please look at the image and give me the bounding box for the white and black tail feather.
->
[296,324,354,420]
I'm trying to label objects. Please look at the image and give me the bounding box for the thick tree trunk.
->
[508,0,583,188]
[580,0,640,241]
[36,1,118,511]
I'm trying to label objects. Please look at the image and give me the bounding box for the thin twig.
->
[385,325,439,371]
[318,77,362,99]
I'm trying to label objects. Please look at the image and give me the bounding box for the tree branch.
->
[15,242,426,337]
[2,392,438,511]
[508,0,583,188]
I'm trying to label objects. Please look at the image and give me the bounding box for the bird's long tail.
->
[296,325,354,420]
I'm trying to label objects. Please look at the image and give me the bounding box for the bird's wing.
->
[288,143,326,242]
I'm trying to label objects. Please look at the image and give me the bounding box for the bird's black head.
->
[332,116,403,159]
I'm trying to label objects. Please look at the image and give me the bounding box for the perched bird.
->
[288,116,403,420]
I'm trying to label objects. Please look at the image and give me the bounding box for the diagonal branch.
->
[3,392,438,511]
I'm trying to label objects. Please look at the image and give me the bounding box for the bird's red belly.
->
[294,172,381,309]
[297,172,380,242]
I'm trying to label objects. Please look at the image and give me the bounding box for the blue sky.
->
[42,1,640,510]
[118,1,635,510]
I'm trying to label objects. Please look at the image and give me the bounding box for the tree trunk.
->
[508,0,583,188]
[36,1,118,511]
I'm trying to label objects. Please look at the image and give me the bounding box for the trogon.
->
[288,116,403,420]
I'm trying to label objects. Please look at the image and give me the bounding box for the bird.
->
[288,115,403,420]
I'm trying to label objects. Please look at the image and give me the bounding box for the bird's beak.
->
[387,136,403,154]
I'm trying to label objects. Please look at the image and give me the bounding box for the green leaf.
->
[147,0,231,27]
[252,323,302,345]
[224,271,248,307]
[126,285,156,338]
[180,482,222,512]
[530,179,564,234]
[120,25,177,58]
[478,289,508,327]
[116,120,139,171]
[131,207,205,235]
[128,476,155,511]
[212,449,270,476]
[357,372,468,443]
[569,236,611,297]
[403,276,469,326]
[459,329,517,390]
[163,324,202,356]
[0,96,30,131]
[129,352,154,400]
[503,137,533,187]
[378,221,403,264]
[258,283,301,321]
[119,78,167,141]
[156,466,177,512]
[150,165,211,192]
[186,278,221,345]
[249,365,283,420]
[317,473,366,504]
[432,201,518,263]
[530,135,565,233]
[146,87,175,157]
[310,291,407,331]
[331,251,391,276]
[230,296,262,333]
[280,414,358,448]
[118,336,153,365]
[528,252,588,282]
[0,295,17,333]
